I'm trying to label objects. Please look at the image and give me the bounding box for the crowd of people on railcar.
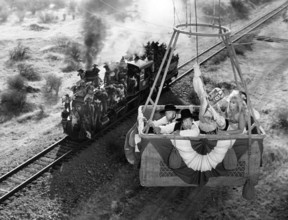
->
[61,61,130,134]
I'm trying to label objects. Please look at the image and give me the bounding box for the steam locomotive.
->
[61,42,179,140]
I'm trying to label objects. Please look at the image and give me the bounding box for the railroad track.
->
[0,137,82,203]
[0,109,137,204]
[170,1,288,84]
[1,1,287,207]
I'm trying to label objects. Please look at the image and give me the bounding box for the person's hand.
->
[153,127,161,134]
[147,119,154,127]
[172,130,180,135]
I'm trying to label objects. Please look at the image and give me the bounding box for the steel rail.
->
[0,148,73,202]
[0,106,138,203]
[171,1,288,84]
[0,137,68,182]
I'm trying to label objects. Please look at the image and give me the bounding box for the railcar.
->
[61,42,179,140]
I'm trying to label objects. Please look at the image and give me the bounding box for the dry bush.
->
[1,89,27,114]
[216,81,236,91]
[208,50,229,65]
[54,36,71,49]
[231,0,250,20]
[9,43,30,62]
[234,34,255,55]
[206,65,219,72]
[29,24,49,31]
[62,43,82,72]
[16,105,48,123]
[44,52,64,61]
[0,0,9,23]
[38,11,57,23]
[43,73,62,96]
[7,75,26,91]
[188,90,200,105]
[272,108,288,133]
[66,42,81,62]
[17,63,41,81]
[61,59,80,72]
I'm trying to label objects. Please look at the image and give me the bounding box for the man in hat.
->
[173,109,200,136]
[147,104,179,134]
[62,94,71,112]
[77,69,85,80]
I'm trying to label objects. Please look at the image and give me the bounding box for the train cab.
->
[126,59,154,96]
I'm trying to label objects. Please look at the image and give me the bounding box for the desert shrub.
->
[16,105,48,123]
[216,81,236,91]
[44,52,64,61]
[17,63,41,81]
[51,36,72,54]
[208,50,229,65]
[0,0,9,23]
[188,90,200,105]
[66,42,81,62]
[62,60,80,72]
[44,74,62,96]
[234,34,255,55]
[231,0,250,20]
[1,89,27,114]
[206,65,219,72]
[9,43,30,62]
[62,42,82,72]
[272,108,288,133]
[29,24,48,31]
[38,11,57,23]
[7,75,26,91]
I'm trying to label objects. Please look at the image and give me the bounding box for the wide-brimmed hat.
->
[176,109,197,121]
[159,104,179,114]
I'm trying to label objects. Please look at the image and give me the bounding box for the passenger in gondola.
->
[193,63,226,134]
[146,104,179,134]
[173,109,200,136]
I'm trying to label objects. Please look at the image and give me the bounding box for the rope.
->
[172,0,176,26]
[189,0,192,34]
[194,0,199,62]
[186,0,188,27]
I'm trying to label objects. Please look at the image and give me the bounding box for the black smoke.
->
[82,0,134,69]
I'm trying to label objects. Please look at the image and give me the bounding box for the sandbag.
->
[168,147,182,169]
[223,148,238,170]
[242,179,255,200]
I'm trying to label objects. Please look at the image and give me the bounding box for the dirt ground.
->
[0,1,288,220]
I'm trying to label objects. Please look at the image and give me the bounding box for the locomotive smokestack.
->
[83,0,106,70]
